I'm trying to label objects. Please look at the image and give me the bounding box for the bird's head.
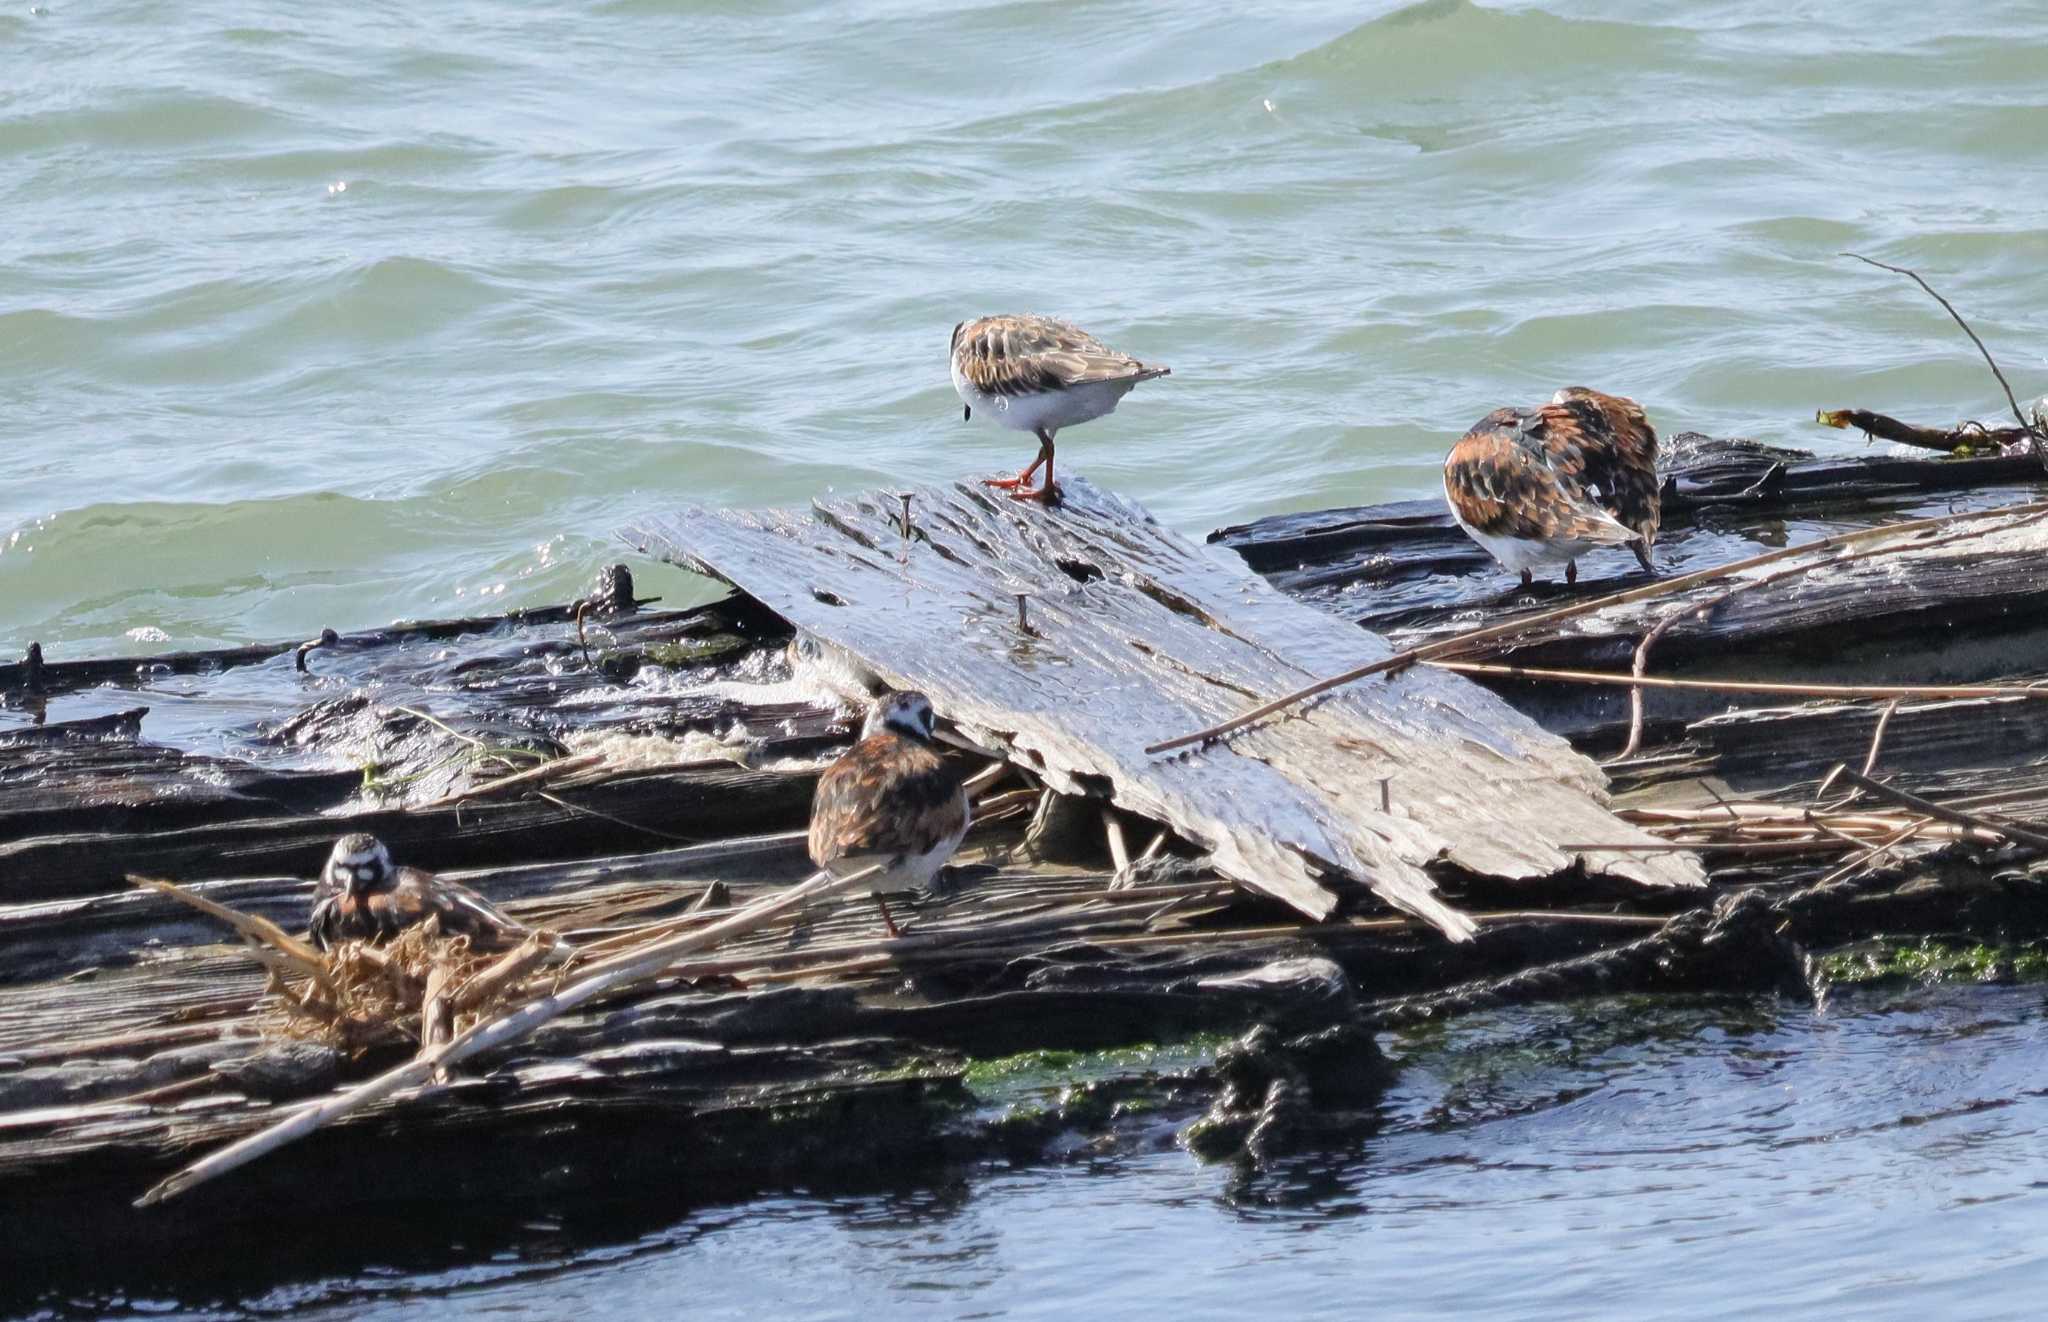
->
[326,833,395,898]
[865,690,937,743]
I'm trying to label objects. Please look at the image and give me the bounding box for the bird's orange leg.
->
[873,892,902,938]
[982,456,1043,491]
[983,429,1051,492]
[1004,432,1058,504]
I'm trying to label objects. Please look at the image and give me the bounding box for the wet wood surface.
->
[629,479,1700,937]
[1210,438,2048,742]
[1212,435,2048,638]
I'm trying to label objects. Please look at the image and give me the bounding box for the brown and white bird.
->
[1442,386,1660,587]
[950,314,1170,503]
[808,692,971,931]
[308,833,527,951]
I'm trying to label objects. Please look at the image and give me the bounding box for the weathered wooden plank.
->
[627,480,1700,939]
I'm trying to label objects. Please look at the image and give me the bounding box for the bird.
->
[950,314,1170,503]
[1442,385,1660,588]
[808,691,972,935]
[307,833,528,951]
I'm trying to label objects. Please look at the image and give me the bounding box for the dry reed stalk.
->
[136,861,885,1208]
[1079,909,1669,951]
[1147,499,2048,755]
[1609,511,2044,760]
[1812,819,1926,887]
[419,966,456,1055]
[451,935,554,1016]
[1429,662,2048,704]
[1842,253,2041,444]
[127,875,336,1001]
[1831,767,2048,852]
[1621,805,1922,830]
[411,752,607,812]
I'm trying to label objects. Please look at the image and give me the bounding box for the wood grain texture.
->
[626,479,1701,937]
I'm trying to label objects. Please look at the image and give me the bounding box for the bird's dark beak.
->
[963,404,971,421]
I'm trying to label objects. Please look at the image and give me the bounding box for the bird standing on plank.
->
[950,314,1170,503]
[308,833,528,951]
[808,691,971,935]
[1442,385,1660,587]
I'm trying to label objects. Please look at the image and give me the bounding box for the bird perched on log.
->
[1442,386,1660,587]
[308,833,528,951]
[950,314,1170,503]
[808,691,972,935]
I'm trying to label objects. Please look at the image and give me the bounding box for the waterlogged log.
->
[0,730,361,848]
[0,765,819,902]
[1212,435,2048,635]
[1425,505,2048,675]
[628,480,1700,938]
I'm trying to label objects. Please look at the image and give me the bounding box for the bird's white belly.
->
[1443,473,1604,573]
[953,364,1133,435]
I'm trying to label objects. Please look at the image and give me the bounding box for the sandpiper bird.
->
[950,314,1170,503]
[1442,386,1660,587]
[308,833,528,951]
[808,691,971,934]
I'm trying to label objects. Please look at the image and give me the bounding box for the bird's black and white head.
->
[865,690,937,743]
[326,833,395,898]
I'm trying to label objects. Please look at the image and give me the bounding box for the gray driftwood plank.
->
[627,481,1700,937]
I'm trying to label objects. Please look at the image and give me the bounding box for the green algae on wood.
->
[1820,939,2048,987]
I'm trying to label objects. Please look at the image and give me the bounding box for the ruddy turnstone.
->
[950,314,1170,503]
[808,691,971,932]
[1442,386,1660,587]
[308,833,527,951]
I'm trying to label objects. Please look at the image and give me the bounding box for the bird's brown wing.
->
[1543,389,1661,545]
[809,735,967,867]
[1444,408,1639,545]
[953,314,1168,395]
[386,870,527,946]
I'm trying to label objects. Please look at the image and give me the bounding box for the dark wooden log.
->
[0,737,363,847]
[1210,436,2048,636]
[0,765,818,902]
[628,479,1701,937]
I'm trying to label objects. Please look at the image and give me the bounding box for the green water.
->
[5,0,2044,657]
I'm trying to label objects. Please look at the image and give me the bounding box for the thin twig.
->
[1429,662,2048,703]
[1145,499,2048,754]
[1843,253,2039,441]
[1812,819,1926,888]
[126,876,336,1002]
[1831,766,2048,853]
[1611,508,2046,763]
[410,753,607,812]
[389,705,489,753]
[1860,700,1900,781]
[532,790,700,843]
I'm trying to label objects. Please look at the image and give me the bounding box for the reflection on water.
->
[17,985,2048,1320]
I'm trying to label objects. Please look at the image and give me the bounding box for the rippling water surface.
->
[5,0,2047,655]
[7,1,2048,1313]
[18,987,2048,1319]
